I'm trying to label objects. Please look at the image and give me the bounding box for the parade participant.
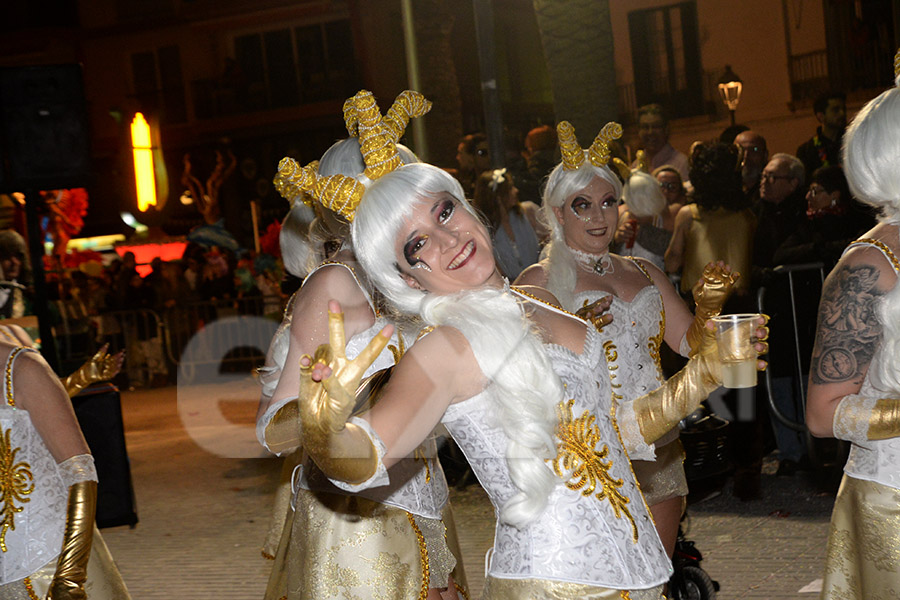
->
[0,339,131,599]
[516,122,737,556]
[807,50,900,599]
[256,90,466,600]
[276,108,767,598]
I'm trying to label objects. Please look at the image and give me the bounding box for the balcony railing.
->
[789,50,829,102]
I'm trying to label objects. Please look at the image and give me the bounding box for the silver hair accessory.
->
[490,168,507,192]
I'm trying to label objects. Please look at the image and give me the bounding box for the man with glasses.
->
[634,103,689,181]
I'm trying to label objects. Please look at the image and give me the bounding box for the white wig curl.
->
[540,159,623,310]
[623,170,666,219]
[352,162,562,527]
[843,85,900,224]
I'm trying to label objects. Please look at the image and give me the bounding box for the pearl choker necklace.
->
[567,244,614,276]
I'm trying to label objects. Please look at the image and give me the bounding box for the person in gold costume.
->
[256,90,467,600]
[0,336,130,599]
[516,122,738,558]
[806,49,900,599]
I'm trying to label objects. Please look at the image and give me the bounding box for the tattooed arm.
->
[806,246,896,437]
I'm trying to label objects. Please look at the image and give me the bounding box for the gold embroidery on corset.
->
[388,329,406,365]
[628,258,667,380]
[413,447,432,483]
[552,399,638,542]
[602,341,656,527]
[406,512,430,600]
[0,427,34,552]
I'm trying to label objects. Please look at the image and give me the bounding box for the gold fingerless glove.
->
[685,265,739,357]
[633,349,722,444]
[48,480,97,600]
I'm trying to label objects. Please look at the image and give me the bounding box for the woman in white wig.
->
[278,107,767,598]
[256,90,467,600]
[806,50,900,599]
[515,122,738,557]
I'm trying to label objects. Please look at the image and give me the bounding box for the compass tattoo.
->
[810,263,884,385]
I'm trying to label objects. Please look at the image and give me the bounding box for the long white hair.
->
[844,80,900,392]
[540,159,623,310]
[352,162,562,527]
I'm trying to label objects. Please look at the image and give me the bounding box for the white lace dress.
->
[574,271,688,506]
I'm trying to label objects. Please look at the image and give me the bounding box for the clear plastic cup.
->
[711,313,759,389]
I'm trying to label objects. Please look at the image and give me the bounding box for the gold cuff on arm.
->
[869,397,900,440]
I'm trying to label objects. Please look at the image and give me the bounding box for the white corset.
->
[441,324,671,590]
[0,348,68,585]
[292,262,449,519]
[574,283,678,456]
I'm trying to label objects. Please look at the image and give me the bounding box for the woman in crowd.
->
[279,113,766,598]
[471,168,543,279]
[515,122,737,557]
[806,52,900,599]
[0,338,131,599]
[256,90,466,600]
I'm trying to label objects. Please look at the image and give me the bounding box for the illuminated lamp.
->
[717,65,743,126]
[131,113,158,212]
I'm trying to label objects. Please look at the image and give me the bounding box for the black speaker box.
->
[0,64,91,192]
[71,383,139,528]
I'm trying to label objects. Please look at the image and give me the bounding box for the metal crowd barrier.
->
[53,295,281,388]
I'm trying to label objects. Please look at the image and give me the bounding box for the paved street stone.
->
[100,385,833,599]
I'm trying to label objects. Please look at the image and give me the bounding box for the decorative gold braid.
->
[23,577,39,600]
[388,328,406,364]
[557,121,585,170]
[405,512,430,600]
[510,286,580,320]
[343,96,359,137]
[620,592,633,600]
[274,157,365,222]
[587,122,623,168]
[895,48,900,83]
[355,90,403,180]
[382,90,432,142]
[551,399,638,542]
[4,347,25,408]
[413,447,432,484]
[0,427,35,552]
[850,238,900,273]
[455,581,471,600]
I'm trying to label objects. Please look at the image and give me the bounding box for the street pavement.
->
[100,384,834,599]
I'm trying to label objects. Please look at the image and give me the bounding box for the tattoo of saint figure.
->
[811,264,884,385]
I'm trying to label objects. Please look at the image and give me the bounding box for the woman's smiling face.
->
[553,175,619,254]
[396,193,499,294]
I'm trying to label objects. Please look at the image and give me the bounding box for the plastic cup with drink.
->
[710,313,761,389]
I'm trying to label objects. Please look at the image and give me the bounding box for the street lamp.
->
[131,112,157,212]
[717,65,743,126]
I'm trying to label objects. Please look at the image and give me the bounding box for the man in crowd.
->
[735,130,768,208]
[634,103,689,181]
[796,91,847,178]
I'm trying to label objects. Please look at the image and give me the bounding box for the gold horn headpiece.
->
[557,121,623,171]
[274,90,431,221]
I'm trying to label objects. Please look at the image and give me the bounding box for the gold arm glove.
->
[633,349,722,444]
[298,310,391,485]
[62,347,120,397]
[684,263,740,357]
[47,480,97,600]
[263,401,301,455]
[833,395,900,442]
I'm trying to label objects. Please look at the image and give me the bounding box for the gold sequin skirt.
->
[821,474,900,599]
[631,439,688,507]
[0,527,131,600]
[482,577,664,599]
[265,487,462,600]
